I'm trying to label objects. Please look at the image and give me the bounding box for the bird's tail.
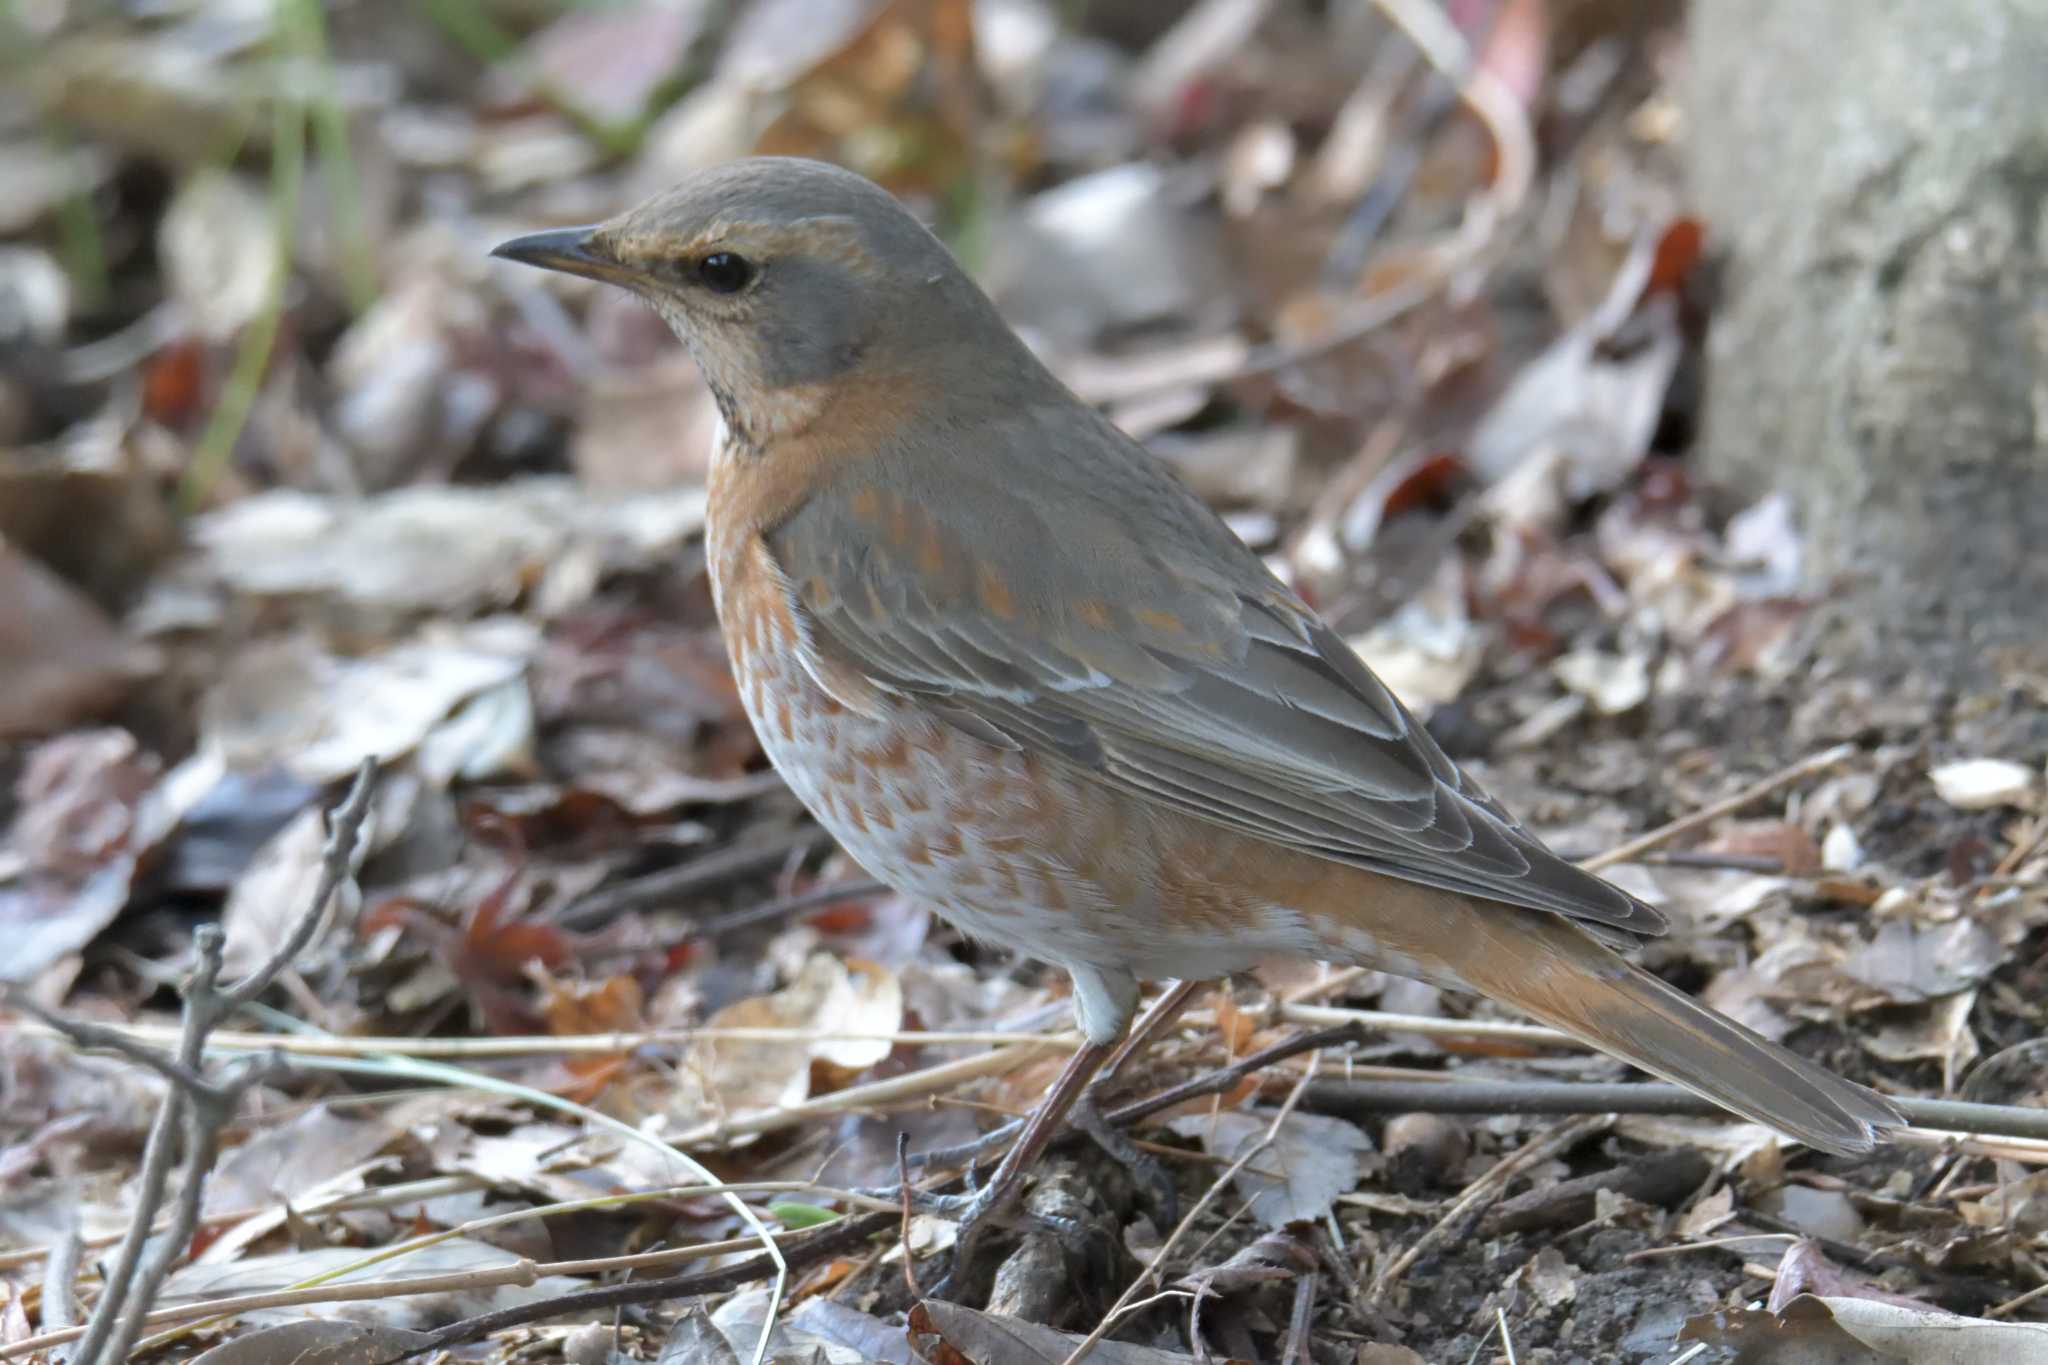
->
[1446,907,1902,1155]
[1308,883,1903,1155]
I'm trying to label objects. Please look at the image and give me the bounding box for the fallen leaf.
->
[0,541,159,738]
[1930,759,2038,812]
[917,1299,1205,1365]
[190,1320,436,1365]
[1167,1107,1371,1227]
[219,803,369,982]
[203,620,538,784]
[158,169,275,341]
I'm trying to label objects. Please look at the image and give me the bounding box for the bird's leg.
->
[1069,978,1205,1224]
[1101,978,1205,1083]
[926,1036,1117,1293]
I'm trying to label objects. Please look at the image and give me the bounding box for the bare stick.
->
[19,760,377,1365]
[1061,1041,1330,1365]
[1580,744,1856,872]
[1369,1114,1612,1300]
[376,1211,898,1363]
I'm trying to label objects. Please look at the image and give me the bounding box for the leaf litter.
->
[2,1,2045,1362]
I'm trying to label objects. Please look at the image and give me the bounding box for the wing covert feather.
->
[764,403,1663,940]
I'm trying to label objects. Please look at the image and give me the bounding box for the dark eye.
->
[694,252,754,293]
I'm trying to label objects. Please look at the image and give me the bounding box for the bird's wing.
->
[765,402,1664,940]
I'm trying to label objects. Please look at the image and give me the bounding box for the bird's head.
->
[492,157,1034,448]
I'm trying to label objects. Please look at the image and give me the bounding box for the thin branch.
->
[1580,744,1856,873]
[31,762,378,1365]
[1062,1039,1329,1365]
[1369,1114,1611,1300]
[39,1223,80,1335]
[1303,1078,2048,1142]
[9,1018,1088,1059]
[221,757,377,1008]
[379,1211,898,1364]
[557,827,835,929]
[4,1200,905,1362]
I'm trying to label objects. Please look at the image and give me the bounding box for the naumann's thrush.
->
[495,157,1899,1267]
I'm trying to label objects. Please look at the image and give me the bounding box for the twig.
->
[557,827,836,928]
[1283,1268,1318,1365]
[1579,744,1856,872]
[0,1174,491,1273]
[11,1017,1086,1059]
[1369,1115,1611,1300]
[39,1223,80,1336]
[1062,1046,1329,1365]
[1303,1078,2048,1142]
[222,759,377,1007]
[376,1211,898,1363]
[3,1205,901,1362]
[909,1024,1369,1174]
[220,1032,797,1365]
[687,877,892,940]
[1988,1279,2048,1320]
[36,761,378,1365]
[4,1263,543,1360]
[669,1036,1071,1149]
[14,999,1569,1061]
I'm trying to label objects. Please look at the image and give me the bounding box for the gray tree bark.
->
[1686,0,2048,682]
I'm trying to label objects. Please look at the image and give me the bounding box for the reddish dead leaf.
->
[1700,820,1823,876]
[1646,217,1705,297]
[539,970,644,1037]
[1212,987,1258,1057]
[805,897,876,935]
[556,1055,629,1106]
[1379,452,1470,522]
[1810,878,1885,907]
[1699,596,1813,672]
[185,1220,227,1261]
[141,335,209,426]
[753,0,980,194]
[790,1255,863,1301]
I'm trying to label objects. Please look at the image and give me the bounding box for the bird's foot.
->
[1071,1088,1179,1227]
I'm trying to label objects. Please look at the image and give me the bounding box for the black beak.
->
[490,226,625,283]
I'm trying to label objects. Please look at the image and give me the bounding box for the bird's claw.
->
[1073,1089,1179,1226]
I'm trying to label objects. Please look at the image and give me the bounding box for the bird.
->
[493,156,1900,1269]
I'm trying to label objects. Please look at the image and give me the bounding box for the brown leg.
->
[966,1037,1119,1216]
[1101,978,1205,1082]
[933,1037,1118,1296]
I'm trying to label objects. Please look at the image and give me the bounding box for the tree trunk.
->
[1686,0,2048,683]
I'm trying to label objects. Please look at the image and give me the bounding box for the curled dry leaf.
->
[183,480,708,620]
[203,619,538,785]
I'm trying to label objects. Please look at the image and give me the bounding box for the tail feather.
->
[1451,911,1902,1155]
